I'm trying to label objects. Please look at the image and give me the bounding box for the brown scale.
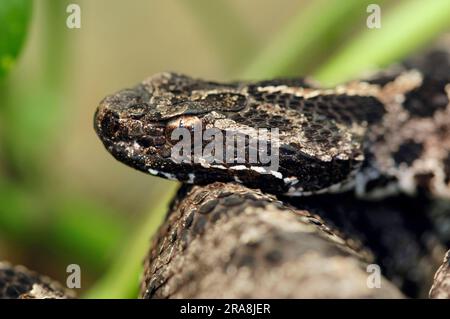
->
[141,182,408,299]
[0,262,74,299]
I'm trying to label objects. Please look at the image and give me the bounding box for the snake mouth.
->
[94,90,207,181]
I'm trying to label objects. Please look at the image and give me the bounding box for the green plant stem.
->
[84,184,179,299]
[241,0,382,80]
[314,0,450,86]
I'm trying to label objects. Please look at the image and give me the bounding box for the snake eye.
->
[166,116,202,143]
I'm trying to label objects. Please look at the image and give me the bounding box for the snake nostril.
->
[99,110,121,140]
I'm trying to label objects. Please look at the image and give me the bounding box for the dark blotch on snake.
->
[393,140,424,166]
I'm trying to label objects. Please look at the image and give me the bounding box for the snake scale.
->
[1,39,450,299]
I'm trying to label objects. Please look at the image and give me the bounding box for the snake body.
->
[141,182,405,298]
[0,262,73,299]
[430,250,450,298]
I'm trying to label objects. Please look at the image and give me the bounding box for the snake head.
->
[95,72,246,135]
[94,72,258,185]
[95,72,377,195]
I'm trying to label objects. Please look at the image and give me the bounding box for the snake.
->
[93,42,450,201]
[92,37,450,298]
[0,262,73,299]
[2,39,450,299]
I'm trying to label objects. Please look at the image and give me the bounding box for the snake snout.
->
[94,101,122,143]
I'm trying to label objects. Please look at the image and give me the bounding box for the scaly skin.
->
[429,250,450,298]
[141,182,404,298]
[0,262,74,299]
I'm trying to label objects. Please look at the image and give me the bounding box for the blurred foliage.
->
[242,0,387,79]
[0,180,40,239]
[0,0,448,299]
[315,0,450,85]
[49,197,129,269]
[84,187,177,299]
[0,0,132,283]
[0,0,32,78]
[180,0,258,70]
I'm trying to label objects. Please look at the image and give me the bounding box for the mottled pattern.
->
[94,42,450,199]
[429,250,450,298]
[0,262,74,299]
[288,193,446,297]
[141,182,404,299]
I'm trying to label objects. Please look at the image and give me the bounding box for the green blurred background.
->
[0,0,449,298]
